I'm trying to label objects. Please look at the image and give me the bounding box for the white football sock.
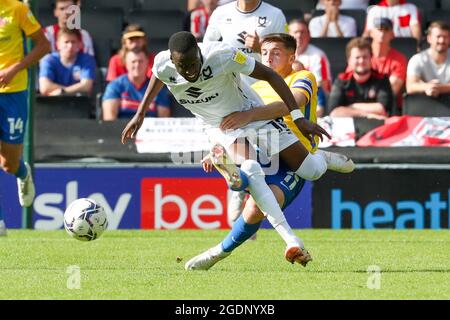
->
[295,152,327,181]
[241,160,299,247]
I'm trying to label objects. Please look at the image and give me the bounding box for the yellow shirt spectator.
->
[252,70,319,152]
[0,0,41,93]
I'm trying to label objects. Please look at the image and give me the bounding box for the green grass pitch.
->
[0,229,448,300]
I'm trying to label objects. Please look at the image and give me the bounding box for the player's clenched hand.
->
[220,111,252,131]
[294,118,331,144]
[121,113,145,144]
[244,30,261,53]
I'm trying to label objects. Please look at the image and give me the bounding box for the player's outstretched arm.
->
[248,62,331,143]
[121,75,164,144]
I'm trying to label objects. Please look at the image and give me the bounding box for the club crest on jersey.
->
[258,17,267,27]
[202,66,213,80]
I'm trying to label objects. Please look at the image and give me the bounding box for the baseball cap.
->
[373,17,393,30]
[122,25,146,40]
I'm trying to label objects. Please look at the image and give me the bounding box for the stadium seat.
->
[37,7,56,29]
[35,95,94,119]
[81,0,134,13]
[283,10,304,24]
[81,8,124,58]
[148,38,169,54]
[36,0,53,10]
[265,0,318,13]
[136,0,187,12]
[128,10,184,40]
[93,37,114,69]
[390,37,418,60]
[311,9,367,36]
[309,37,351,79]
[441,0,450,9]
[403,94,450,117]
[427,10,450,27]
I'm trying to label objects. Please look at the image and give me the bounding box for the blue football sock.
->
[221,215,262,253]
[15,160,27,180]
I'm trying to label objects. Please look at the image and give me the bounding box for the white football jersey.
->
[203,0,287,61]
[152,42,267,133]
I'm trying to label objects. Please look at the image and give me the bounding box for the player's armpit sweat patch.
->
[232,50,247,64]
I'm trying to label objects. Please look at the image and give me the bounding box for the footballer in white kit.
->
[204,0,287,87]
[152,41,295,153]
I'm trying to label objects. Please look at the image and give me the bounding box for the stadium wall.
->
[0,165,448,230]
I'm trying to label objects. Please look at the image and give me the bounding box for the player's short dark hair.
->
[261,33,297,52]
[168,31,197,54]
[346,37,372,59]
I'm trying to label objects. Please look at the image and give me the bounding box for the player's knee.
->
[240,159,264,178]
[297,153,327,181]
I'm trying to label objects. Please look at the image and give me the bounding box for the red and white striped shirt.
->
[43,24,95,56]
[296,44,332,90]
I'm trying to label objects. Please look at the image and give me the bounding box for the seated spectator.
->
[364,0,421,42]
[184,0,218,41]
[370,17,407,99]
[329,37,393,119]
[102,49,171,120]
[39,28,96,96]
[309,0,357,38]
[44,0,94,56]
[106,24,155,82]
[406,21,450,100]
[289,19,333,93]
[317,0,369,10]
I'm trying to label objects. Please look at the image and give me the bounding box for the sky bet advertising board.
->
[0,167,312,230]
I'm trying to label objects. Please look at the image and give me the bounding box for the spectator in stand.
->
[406,21,450,100]
[309,0,357,38]
[102,49,171,120]
[288,19,333,93]
[316,0,369,10]
[329,37,393,119]
[44,0,94,56]
[364,0,421,42]
[106,25,155,83]
[184,0,219,41]
[370,17,407,99]
[39,28,96,96]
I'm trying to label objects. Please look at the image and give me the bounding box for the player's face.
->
[428,27,450,54]
[261,42,295,76]
[171,47,203,82]
[348,47,372,76]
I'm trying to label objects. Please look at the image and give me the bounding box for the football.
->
[64,198,108,241]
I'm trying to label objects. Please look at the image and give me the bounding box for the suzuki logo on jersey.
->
[141,178,229,229]
[179,87,219,105]
[258,16,267,27]
[202,66,213,80]
[185,87,203,98]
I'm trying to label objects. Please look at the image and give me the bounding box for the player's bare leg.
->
[0,142,35,207]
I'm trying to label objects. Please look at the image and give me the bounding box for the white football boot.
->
[0,220,6,236]
[17,162,35,207]
[185,244,231,271]
[316,150,355,173]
